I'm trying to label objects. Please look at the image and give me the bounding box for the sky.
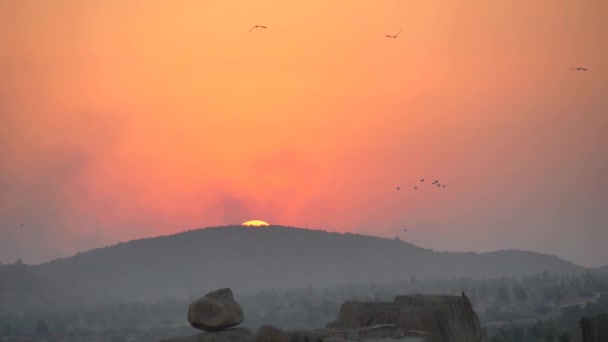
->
[1,0,607,267]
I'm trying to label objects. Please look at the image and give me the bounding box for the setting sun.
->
[242,220,270,227]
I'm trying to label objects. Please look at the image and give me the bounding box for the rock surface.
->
[160,327,254,342]
[571,313,608,342]
[256,324,427,342]
[326,294,484,342]
[188,288,244,332]
[394,294,483,342]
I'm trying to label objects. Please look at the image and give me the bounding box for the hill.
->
[21,225,584,306]
[590,265,608,275]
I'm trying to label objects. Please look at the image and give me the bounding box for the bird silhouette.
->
[442,184,446,188]
[385,30,401,39]
[403,229,408,232]
[570,67,588,71]
[249,25,267,32]
[413,186,418,190]
[420,178,424,182]
[396,187,400,190]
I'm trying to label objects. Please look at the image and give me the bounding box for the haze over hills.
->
[10,225,584,307]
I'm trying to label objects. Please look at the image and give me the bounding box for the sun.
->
[241,220,270,227]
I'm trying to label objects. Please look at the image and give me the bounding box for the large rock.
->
[161,327,254,342]
[394,294,483,342]
[326,301,444,334]
[571,313,608,342]
[326,294,484,342]
[188,288,244,332]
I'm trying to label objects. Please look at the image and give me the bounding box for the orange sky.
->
[1,0,607,267]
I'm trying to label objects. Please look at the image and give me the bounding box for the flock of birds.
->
[396,178,447,192]
[254,23,586,234]
[248,25,589,71]
[396,178,447,234]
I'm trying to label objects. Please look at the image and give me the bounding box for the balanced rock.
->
[188,288,244,332]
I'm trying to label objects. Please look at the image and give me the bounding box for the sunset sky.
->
[1,0,607,267]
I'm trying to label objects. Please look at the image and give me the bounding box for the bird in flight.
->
[570,67,588,71]
[396,187,400,190]
[386,30,401,39]
[413,186,418,190]
[249,25,267,32]
[420,178,424,182]
[403,229,408,232]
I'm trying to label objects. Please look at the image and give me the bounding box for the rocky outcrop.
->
[326,294,483,342]
[162,290,483,342]
[394,294,483,342]
[571,313,608,342]
[160,327,254,342]
[188,288,244,332]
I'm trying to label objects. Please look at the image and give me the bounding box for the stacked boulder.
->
[161,288,254,342]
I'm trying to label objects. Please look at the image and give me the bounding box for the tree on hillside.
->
[36,320,49,335]
[512,284,528,302]
[496,286,511,306]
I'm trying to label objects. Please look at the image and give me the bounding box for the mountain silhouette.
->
[19,225,585,306]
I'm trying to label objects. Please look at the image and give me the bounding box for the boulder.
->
[327,301,444,334]
[326,301,400,329]
[326,295,484,342]
[188,288,244,332]
[571,313,608,342]
[394,294,483,342]
[161,327,254,342]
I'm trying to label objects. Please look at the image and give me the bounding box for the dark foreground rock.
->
[571,313,608,342]
[326,294,484,342]
[394,294,483,342]
[161,327,254,342]
[256,324,428,342]
[188,288,244,332]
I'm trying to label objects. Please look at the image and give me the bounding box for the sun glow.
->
[241,220,270,227]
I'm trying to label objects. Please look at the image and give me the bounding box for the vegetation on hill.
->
[1,271,607,340]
